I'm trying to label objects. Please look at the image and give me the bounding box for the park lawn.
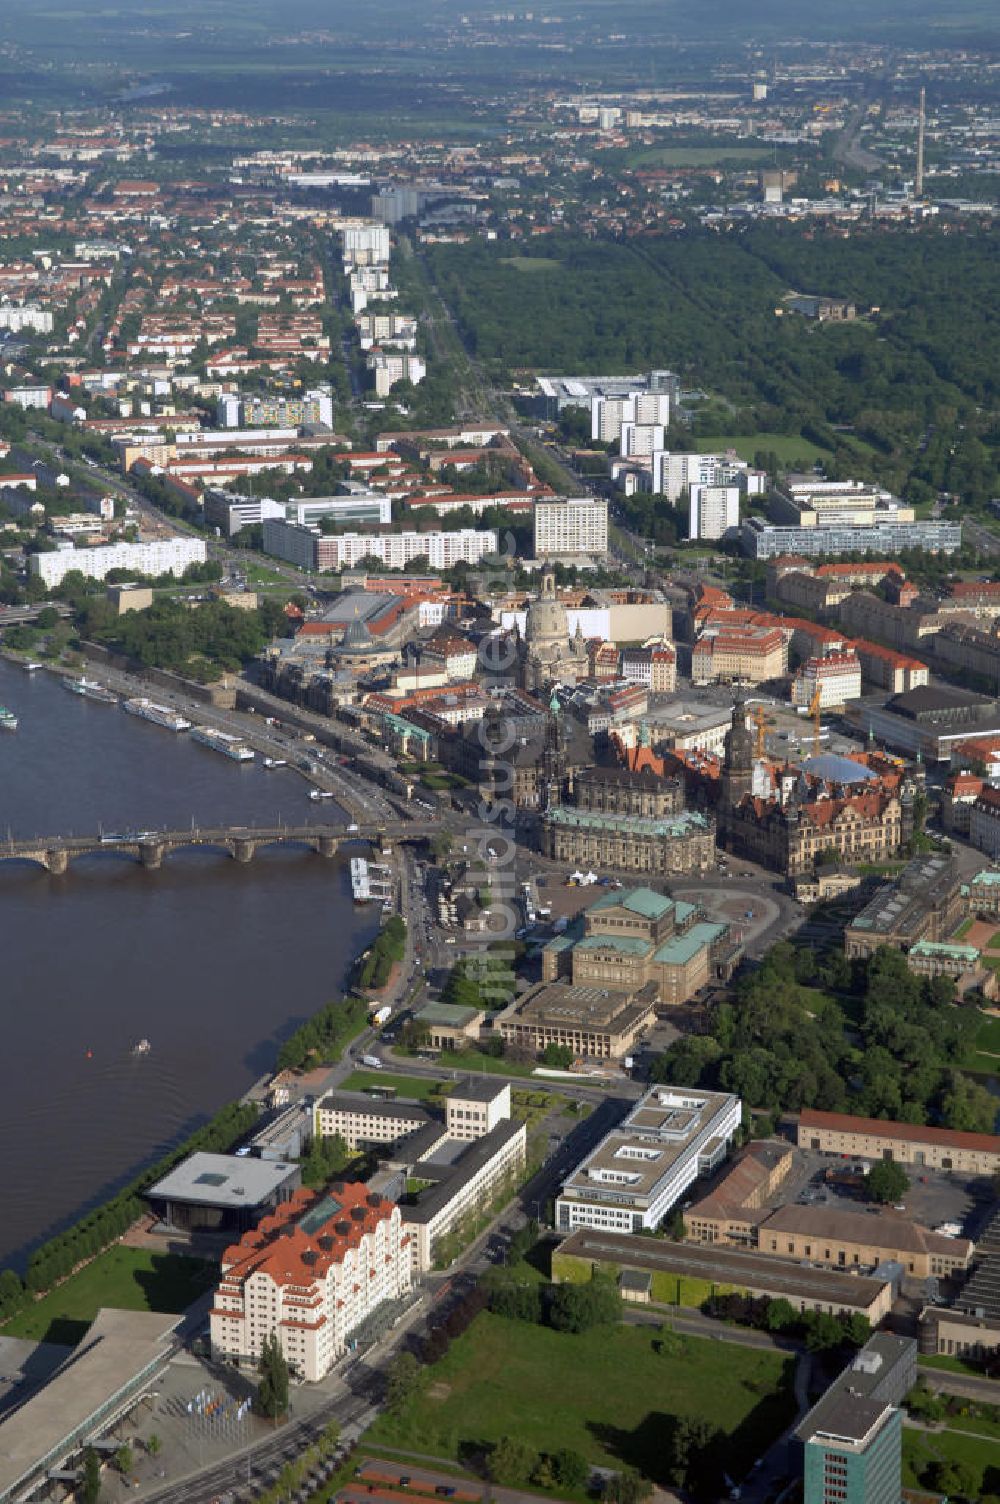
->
[626,145,777,168]
[367,1312,796,1482]
[436,1048,543,1080]
[500,257,562,272]
[3,1248,215,1346]
[695,430,831,464]
[975,1014,1000,1050]
[918,1354,986,1377]
[954,916,975,939]
[903,1424,1000,1492]
[341,1070,450,1102]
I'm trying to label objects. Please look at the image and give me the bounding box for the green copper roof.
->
[909,940,980,963]
[970,870,1000,886]
[547,808,711,840]
[417,1001,482,1025]
[653,922,728,967]
[575,934,652,955]
[589,886,674,918]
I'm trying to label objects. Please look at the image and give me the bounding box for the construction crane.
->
[809,684,823,756]
[754,704,767,759]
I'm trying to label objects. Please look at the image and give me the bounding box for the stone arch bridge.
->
[0,821,436,875]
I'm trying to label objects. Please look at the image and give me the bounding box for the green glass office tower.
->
[802,1399,901,1504]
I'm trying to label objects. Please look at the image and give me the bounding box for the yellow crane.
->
[809,684,822,756]
[754,704,767,759]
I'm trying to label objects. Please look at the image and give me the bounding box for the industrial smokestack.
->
[916,87,926,199]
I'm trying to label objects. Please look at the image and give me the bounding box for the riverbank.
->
[0,656,382,1269]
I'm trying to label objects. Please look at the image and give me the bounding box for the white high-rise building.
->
[0,304,54,334]
[30,536,206,588]
[368,351,426,397]
[534,498,609,558]
[592,391,670,446]
[652,450,748,503]
[688,483,741,541]
[341,223,392,265]
[620,422,665,459]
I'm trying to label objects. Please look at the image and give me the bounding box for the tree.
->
[548,1274,620,1333]
[489,1435,540,1486]
[145,1434,161,1457]
[385,1351,425,1413]
[603,1466,652,1504]
[927,1457,982,1500]
[551,1449,590,1491]
[803,1311,848,1353]
[482,1267,543,1323]
[542,1042,572,1069]
[257,1331,290,1420]
[81,1447,101,1504]
[765,1297,797,1333]
[663,1208,686,1241]
[866,1160,909,1205]
[114,1446,133,1476]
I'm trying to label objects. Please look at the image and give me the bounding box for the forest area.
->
[427,225,1000,509]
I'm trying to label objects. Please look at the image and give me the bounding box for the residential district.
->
[1,14,1000,1504]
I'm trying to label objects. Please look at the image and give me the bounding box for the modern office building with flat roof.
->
[555,1083,741,1234]
[0,1310,180,1504]
[313,1092,431,1153]
[797,1334,915,1504]
[144,1151,301,1234]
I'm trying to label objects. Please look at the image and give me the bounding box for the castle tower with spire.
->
[541,691,567,811]
[720,689,754,838]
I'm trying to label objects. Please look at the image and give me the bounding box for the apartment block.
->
[688,483,740,541]
[262,521,496,572]
[367,351,426,397]
[848,639,929,694]
[534,498,609,557]
[741,516,961,560]
[791,651,862,710]
[30,536,206,588]
[651,450,746,503]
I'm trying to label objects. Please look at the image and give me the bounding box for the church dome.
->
[338,614,373,655]
[525,568,569,647]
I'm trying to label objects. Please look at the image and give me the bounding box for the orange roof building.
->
[209,1182,410,1382]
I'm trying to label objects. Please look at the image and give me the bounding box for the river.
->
[0,659,379,1269]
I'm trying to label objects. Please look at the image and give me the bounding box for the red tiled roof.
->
[219,1181,395,1290]
[799,1106,1000,1155]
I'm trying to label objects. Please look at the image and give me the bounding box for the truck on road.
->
[361,1053,383,1069]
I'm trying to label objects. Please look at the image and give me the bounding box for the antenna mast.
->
[916,87,926,199]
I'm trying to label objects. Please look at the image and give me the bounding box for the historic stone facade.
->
[718,695,909,875]
[572,764,684,819]
[541,805,715,876]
